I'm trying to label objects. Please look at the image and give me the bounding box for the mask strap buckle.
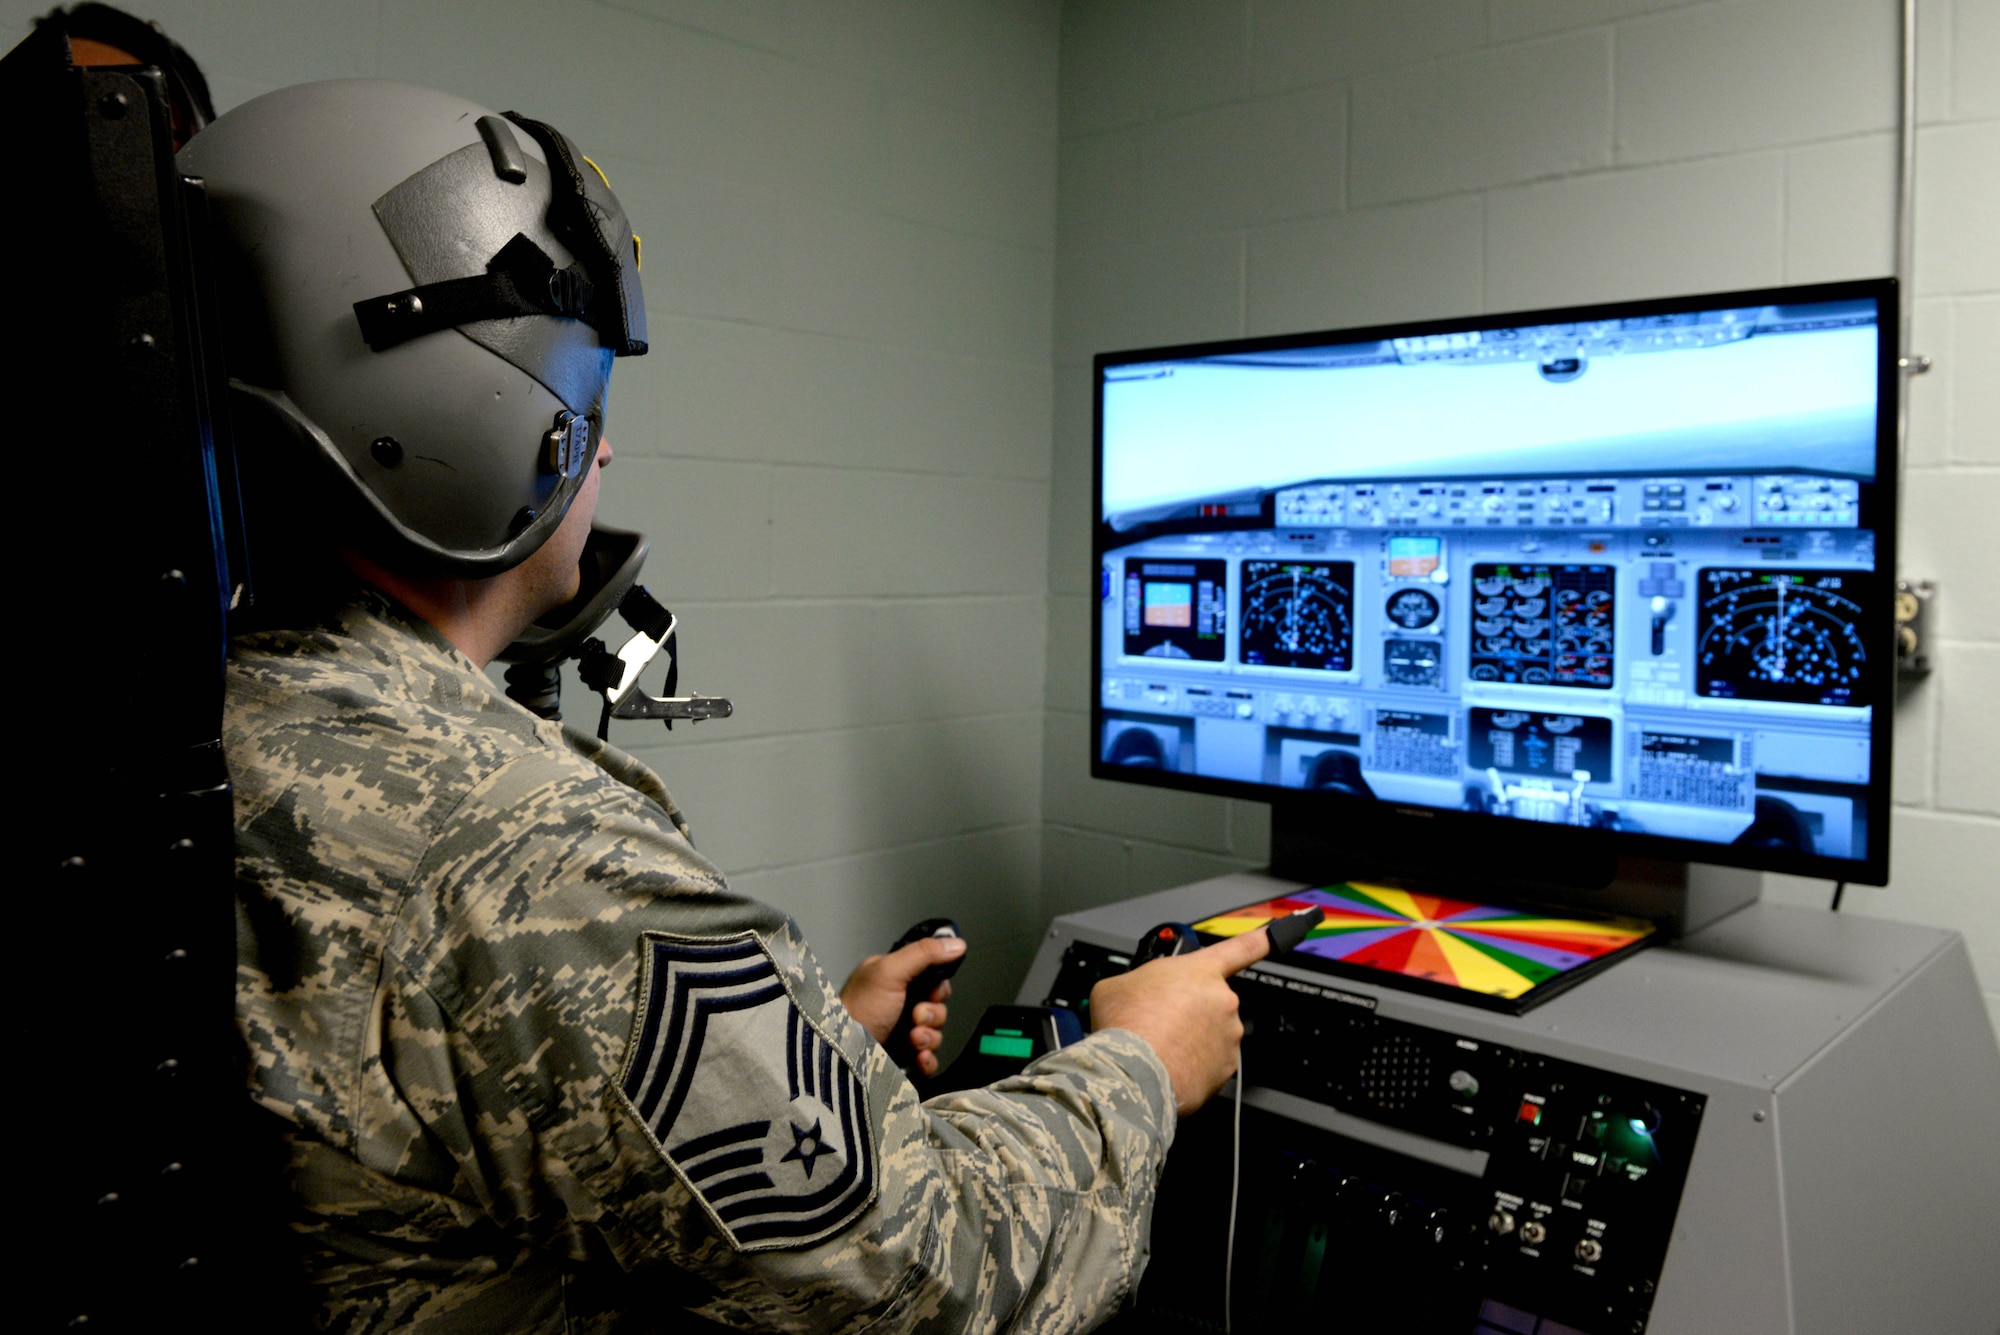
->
[575,586,734,741]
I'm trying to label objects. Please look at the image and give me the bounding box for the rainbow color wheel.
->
[1193,884,1655,1003]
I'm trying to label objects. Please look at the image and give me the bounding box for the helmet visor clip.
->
[543,410,591,477]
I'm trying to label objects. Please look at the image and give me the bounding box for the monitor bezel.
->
[1089,277,1901,888]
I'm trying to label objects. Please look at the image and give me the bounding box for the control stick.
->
[884,918,963,1075]
[922,906,1328,1094]
[1264,905,1326,954]
[1136,906,1324,962]
[1134,921,1200,962]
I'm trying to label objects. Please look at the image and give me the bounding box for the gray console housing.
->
[1019,873,2000,1334]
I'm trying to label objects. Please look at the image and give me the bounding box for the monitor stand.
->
[1266,797,1760,936]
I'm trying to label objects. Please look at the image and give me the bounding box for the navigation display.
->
[1695,568,1870,705]
[1093,283,1894,880]
[1240,560,1355,670]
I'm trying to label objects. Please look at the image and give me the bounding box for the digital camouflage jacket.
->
[227,591,1176,1333]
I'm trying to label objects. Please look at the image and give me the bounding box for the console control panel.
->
[1047,941,1706,1333]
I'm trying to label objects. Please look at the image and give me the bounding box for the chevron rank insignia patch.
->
[618,932,877,1251]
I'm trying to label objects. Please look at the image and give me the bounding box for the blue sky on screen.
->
[1101,324,1878,519]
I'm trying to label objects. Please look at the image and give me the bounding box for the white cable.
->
[1223,1049,1243,1335]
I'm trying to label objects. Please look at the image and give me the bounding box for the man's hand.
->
[841,936,965,1077]
[1088,929,1271,1115]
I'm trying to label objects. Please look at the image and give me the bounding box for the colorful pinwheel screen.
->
[1194,884,1654,1000]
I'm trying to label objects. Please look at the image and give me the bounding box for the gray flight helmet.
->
[180,79,647,577]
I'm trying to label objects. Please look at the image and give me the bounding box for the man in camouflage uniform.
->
[191,81,1268,1332]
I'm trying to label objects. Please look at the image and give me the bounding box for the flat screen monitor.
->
[1092,280,1897,887]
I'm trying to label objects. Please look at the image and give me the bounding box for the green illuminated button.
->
[979,1034,1036,1059]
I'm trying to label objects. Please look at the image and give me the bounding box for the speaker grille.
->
[1356,1033,1432,1111]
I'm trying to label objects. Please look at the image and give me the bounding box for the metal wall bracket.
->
[1895,578,1934,677]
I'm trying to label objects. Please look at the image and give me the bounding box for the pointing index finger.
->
[1195,905,1326,977]
[1195,924,1272,976]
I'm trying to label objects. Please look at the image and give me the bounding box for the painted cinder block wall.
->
[1041,0,2000,1030]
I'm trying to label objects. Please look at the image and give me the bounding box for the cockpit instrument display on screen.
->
[1093,281,1896,883]
[1240,561,1355,670]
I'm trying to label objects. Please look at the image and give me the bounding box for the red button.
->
[1518,1102,1543,1125]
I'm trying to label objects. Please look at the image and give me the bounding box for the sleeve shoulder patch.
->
[617,930,878,1252]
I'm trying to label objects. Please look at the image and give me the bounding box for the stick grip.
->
[884,918,962,1075]
[1265,906,1326,954]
